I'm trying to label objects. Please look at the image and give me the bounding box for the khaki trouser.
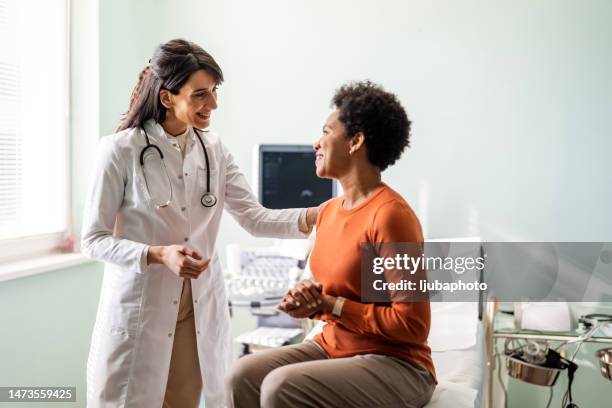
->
[225,340,435,408]
[163,279,202,408]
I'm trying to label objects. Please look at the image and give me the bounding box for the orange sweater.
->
[310,183,436,382]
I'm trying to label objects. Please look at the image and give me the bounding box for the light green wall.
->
[0,262,104,408]
[99,0,164,137]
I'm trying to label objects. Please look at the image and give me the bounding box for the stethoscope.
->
[139,126,217,209]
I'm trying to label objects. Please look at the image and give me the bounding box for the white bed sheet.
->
[429,302,479,351]
[426,324,485,408]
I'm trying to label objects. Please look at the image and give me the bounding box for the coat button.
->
[181,207,186,212]
[168,332,173,338]
[184,172,188,176]
[173,300,178,305]
[178,175,183,180]
[194,299,198,304]
[184,237,188,242]
[197,330,201,335]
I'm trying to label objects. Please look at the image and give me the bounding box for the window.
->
[0,0,69,262]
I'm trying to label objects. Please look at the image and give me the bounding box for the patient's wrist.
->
[321,294,336,314]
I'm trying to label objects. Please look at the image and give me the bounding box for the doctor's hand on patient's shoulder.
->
[306,206,320,228]
[147,245,210,279]
[299,204,323,233]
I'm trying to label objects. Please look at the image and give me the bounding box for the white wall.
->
[149,0,612,260]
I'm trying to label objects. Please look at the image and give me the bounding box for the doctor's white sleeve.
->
[81,137,149,273]
[222,145,309,239]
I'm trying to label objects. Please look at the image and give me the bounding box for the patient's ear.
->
[349,132,365,155]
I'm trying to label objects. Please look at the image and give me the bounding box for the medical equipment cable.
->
[553,323,600,359]
[558,327,600,408]
[545,386,554,408]
[495,339,508,408]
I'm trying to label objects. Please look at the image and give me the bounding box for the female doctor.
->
[81,39,317,408]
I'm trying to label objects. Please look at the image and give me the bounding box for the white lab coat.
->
[82,119,306,408]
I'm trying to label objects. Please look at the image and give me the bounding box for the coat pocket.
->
[106,269,147,335]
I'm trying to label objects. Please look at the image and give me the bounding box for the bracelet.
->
[332,297,345,317]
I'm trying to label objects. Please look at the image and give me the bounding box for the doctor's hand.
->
[299,205,323,234]
[148,245,210,279]
[306,205,320,228]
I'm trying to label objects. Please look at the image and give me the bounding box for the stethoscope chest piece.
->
[201,192,217,207]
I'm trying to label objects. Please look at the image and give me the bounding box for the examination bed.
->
[425,302,488,408]
[304,301,489,408]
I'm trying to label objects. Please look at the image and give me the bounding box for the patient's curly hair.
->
[332,81,411,171]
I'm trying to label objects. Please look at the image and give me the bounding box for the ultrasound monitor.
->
[253,144,336,209]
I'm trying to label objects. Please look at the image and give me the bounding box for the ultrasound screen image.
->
[260,149,334,209]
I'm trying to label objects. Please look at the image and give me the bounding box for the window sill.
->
[0,252,93,283]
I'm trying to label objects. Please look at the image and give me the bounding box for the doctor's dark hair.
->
[118,39,224,131]
[332,81,411,171]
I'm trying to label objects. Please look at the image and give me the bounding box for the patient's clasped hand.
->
[276,279,330,318]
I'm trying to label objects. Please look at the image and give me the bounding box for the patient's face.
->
[313,110,352,179]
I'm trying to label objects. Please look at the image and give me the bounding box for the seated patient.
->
[226,81,436,408]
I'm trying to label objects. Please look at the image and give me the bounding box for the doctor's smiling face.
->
[159,69,218,133]
[118,39,223,133]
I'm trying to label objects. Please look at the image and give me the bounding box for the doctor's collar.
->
[148,121,189,140]
[149,121,208,144]
[162,126,191,141]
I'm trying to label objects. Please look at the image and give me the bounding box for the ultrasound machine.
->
[225,144,336,354]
